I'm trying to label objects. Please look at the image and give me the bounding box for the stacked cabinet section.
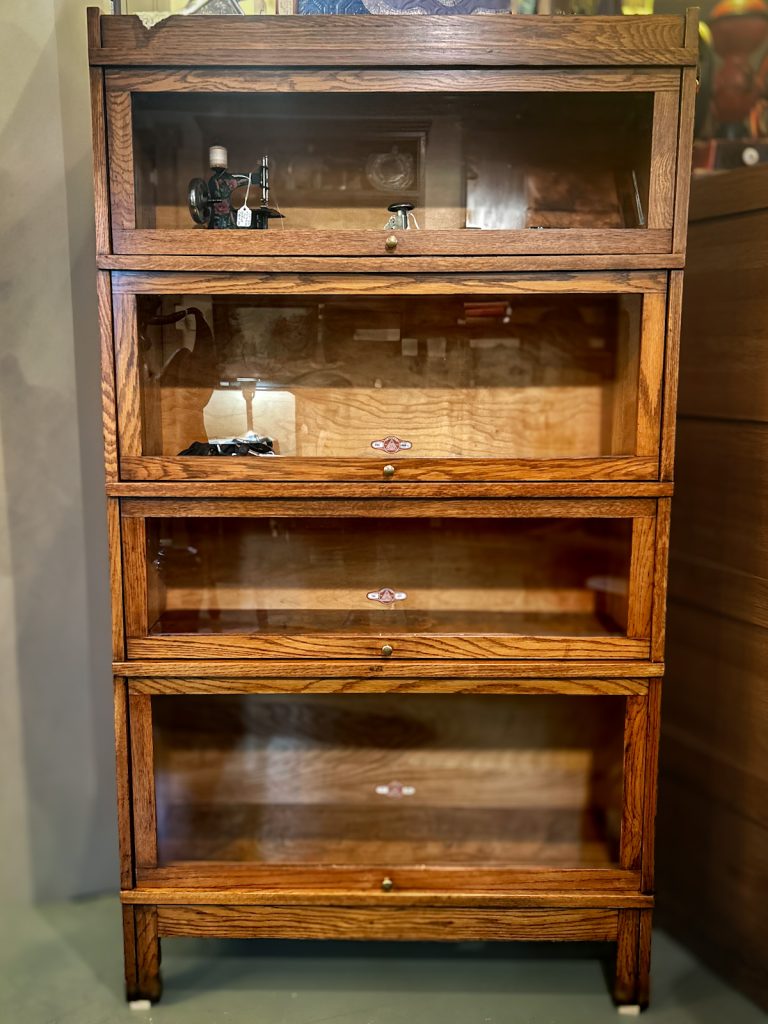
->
[113,273,667,481]
[128,686,654,882]
[90,7,696,1012]
[121,499,658,659]
[106,66,682,256]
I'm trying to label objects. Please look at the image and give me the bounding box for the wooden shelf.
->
[155,805,618,868]
[150,609,625,638]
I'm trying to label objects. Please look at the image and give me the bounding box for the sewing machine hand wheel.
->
[188,177,212,225]
[387,202,415,230]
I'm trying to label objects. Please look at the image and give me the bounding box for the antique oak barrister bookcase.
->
[87,8,697,1009]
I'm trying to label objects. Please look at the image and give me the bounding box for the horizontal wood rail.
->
[91,14,696,69]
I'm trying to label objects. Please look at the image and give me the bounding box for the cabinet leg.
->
[123,905,162,1003]
[613,909,651,1011]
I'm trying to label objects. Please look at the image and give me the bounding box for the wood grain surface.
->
[133,906,162,1003]
[126,633,652,661]
[119,455,661,484]
[128,693,157,869]
[105,67,680,96]
[120,497,655,518]
[92,15,694,69]
[133,862,642,893]
[620,696,647,873]
[108,481,674,499]
[98,254,687,273]
[111,269,667,294]
[116,660,663,679]
[128,675,649,696]
[97,273,118,481]
[113,679,133,890]
[89,68,110,254]
[155,904,620,941]
[112,227,674,258]
[127,884,651,908]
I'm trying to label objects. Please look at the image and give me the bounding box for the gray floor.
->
[0,896,766,1024]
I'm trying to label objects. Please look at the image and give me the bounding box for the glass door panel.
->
[121,501,656,659]
[148,515,632,637]
[115,281,664,481]
[150,694,625,872]
[130,91,653,235]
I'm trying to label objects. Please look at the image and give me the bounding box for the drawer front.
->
[104,66,681,259]
[124,681,658,898]
[113,271,667,484]
[121,498,659,660]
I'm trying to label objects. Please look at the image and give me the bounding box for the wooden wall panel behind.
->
[658,166,768,1012]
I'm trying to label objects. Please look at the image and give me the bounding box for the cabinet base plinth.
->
[119,901,654,1006]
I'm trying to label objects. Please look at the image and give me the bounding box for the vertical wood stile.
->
[660,270,684,481]
[106,90,136,233]
[114,678,134,890]
[98,272,119,480]
[620,694,648,871]
[89,63,111,254]
[128,693,158,869]
[121,516,149,638]
[641,677,662,893]
[672,10,699,253]
[107,498,125,660]
[637,292,667,457]
[113,292,142,461]
[627,515,657,639]
[650,498,672,661]
[647,90,678,231]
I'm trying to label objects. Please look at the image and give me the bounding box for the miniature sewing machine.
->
[188,145,284,230]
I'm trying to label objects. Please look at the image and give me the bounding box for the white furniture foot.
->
[618,1006,642,1017]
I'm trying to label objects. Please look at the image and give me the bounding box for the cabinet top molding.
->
[87,8,698,69]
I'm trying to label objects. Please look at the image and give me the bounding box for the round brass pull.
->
[381,644,394,658]
[381,877,394,892]
[385,234,398,252]
[382,464,396,479]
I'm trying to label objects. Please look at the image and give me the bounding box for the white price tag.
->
[236,172,253,228]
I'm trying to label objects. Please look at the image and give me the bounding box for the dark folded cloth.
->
[179,437,275,457]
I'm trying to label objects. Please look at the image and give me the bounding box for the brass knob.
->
[381,644,394,658]
[381,877,394,892]
[385,234,398,251]
[382,464,395,479]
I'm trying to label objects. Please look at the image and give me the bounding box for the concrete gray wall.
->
[0,0,116,904]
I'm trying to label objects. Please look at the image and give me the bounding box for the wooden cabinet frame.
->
[112,270,669,483]
[88,7,695,1010]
